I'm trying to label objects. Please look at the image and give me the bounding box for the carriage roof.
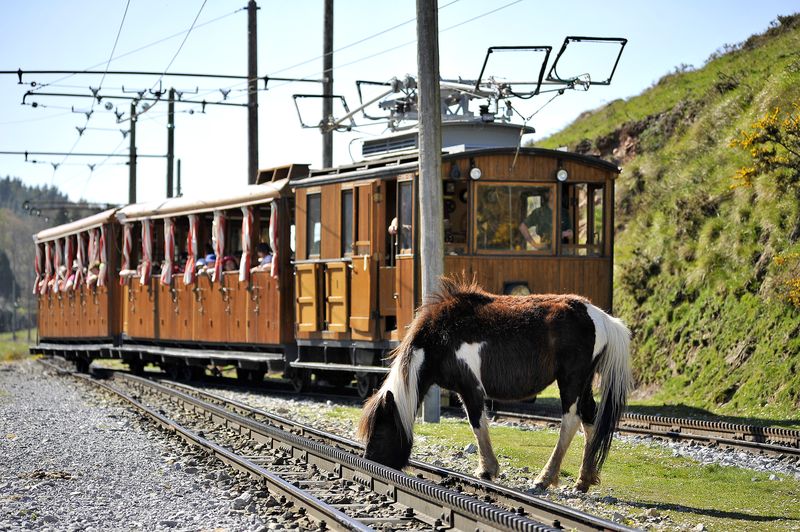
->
[34,208,120,244]
[290,147,620,189]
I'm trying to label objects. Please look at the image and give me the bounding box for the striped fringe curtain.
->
[183,214,199,285]
[160,217,175,285]
[33,244,42,295]
[211,210,225,283]
[269,204,279,279]
[74,233,85,288]
[98,226,108,287]
[41,242,53,295]
[239,206,253,283]
[53,239,62,294]
[140,219,153,286]
[120,224,132,285]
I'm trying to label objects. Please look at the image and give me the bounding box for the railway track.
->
[484,406,800,459]
[40,360,633,531]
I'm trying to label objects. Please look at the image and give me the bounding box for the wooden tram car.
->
[30,126,619,397]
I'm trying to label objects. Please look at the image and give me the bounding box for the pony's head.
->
[356,390,413,469]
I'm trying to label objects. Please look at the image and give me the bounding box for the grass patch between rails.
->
[321,403,800,531]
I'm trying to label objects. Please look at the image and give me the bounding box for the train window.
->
[475,184,555,253]
[307,193,322,257]
[561,183,604,256]
[342,189,354,256]
[397,181,413,252]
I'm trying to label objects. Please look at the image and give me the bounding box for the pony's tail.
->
[587,309,632,474]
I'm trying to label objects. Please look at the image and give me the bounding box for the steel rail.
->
[486,409,800,458]
[69,373,373,532]
[118,373,561,532]
[153,377,635,532]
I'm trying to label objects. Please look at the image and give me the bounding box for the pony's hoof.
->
[530,483,548,493]
[475,467,498,481]
[574,481,590,493]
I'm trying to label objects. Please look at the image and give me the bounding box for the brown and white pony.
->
[356,278,631,492]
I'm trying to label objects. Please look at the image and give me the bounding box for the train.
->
[29,40,625,397]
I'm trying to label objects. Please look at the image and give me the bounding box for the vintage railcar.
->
[30,128,619,397]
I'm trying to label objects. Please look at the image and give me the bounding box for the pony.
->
[356,277,631,492]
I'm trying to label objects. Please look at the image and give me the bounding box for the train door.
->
[378,180,397,339]
[349,181,377,340]
[394,176,415,338]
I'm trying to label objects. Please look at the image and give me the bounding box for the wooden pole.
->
[322,0,334,168]
[128,102,137,203]
[416,0,443,423]
[247,0,259,184]
[167,87,175,198]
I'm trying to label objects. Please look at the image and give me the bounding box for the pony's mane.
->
[421,275,492,313]
[356,275,491,445]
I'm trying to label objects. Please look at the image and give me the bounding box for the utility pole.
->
[322,0,334,168]
[167,88,175,198]
[416,0,443,423]
[129,101,137,203]
[247,0,259,185]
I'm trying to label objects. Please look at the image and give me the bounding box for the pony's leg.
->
[534,402,580,489]
[459,389,499,480]
[576,386,600,492]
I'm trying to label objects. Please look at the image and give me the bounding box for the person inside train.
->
[221,255,238,272]
[255,242,273,268]
[518,189,573,249]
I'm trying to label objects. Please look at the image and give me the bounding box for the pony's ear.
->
[383,390,396,408]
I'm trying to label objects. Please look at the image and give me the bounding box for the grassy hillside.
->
[540,15,800,420]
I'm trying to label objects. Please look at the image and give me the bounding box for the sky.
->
[0,0,797,208]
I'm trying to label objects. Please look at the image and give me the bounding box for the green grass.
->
[324,403,800,531]
[0,329,34,362]
[536,15,800,419]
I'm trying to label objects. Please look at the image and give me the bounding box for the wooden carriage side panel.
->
[350,256,374,340]
[395,255,415,339]
[321,184,342,260]
[96,286,110,338]
[124,280,156,339]
[196,275,226,343]
[378,266,396,316]
[558,258,612,311]
[224,273,248,344]
[173,278,194,341]
[156,281,183,341]
[38,296,50,338]
[247,270,283,344]
[324,262,349,333]
[295,263,319,334]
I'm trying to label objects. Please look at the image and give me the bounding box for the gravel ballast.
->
[0,360,299,531]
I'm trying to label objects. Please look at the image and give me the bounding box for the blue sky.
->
[0,1,797,206]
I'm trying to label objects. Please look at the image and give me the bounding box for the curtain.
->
[183,214,199,285]
[160,217,175,285]
[140,219,153,286]
[211,210,225,283]
[239,206,253,283]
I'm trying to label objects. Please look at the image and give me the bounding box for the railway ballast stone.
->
[0,360,305,531]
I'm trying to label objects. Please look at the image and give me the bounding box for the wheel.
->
[290,370,310,393]
[321,371,352,389]
[128,360,144,376]
[188,366,206,381]
[165,364,181,380]
[248,369,265,384]
[236,368,251,383]
[356,374,377,399]
[75,358,90,374]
